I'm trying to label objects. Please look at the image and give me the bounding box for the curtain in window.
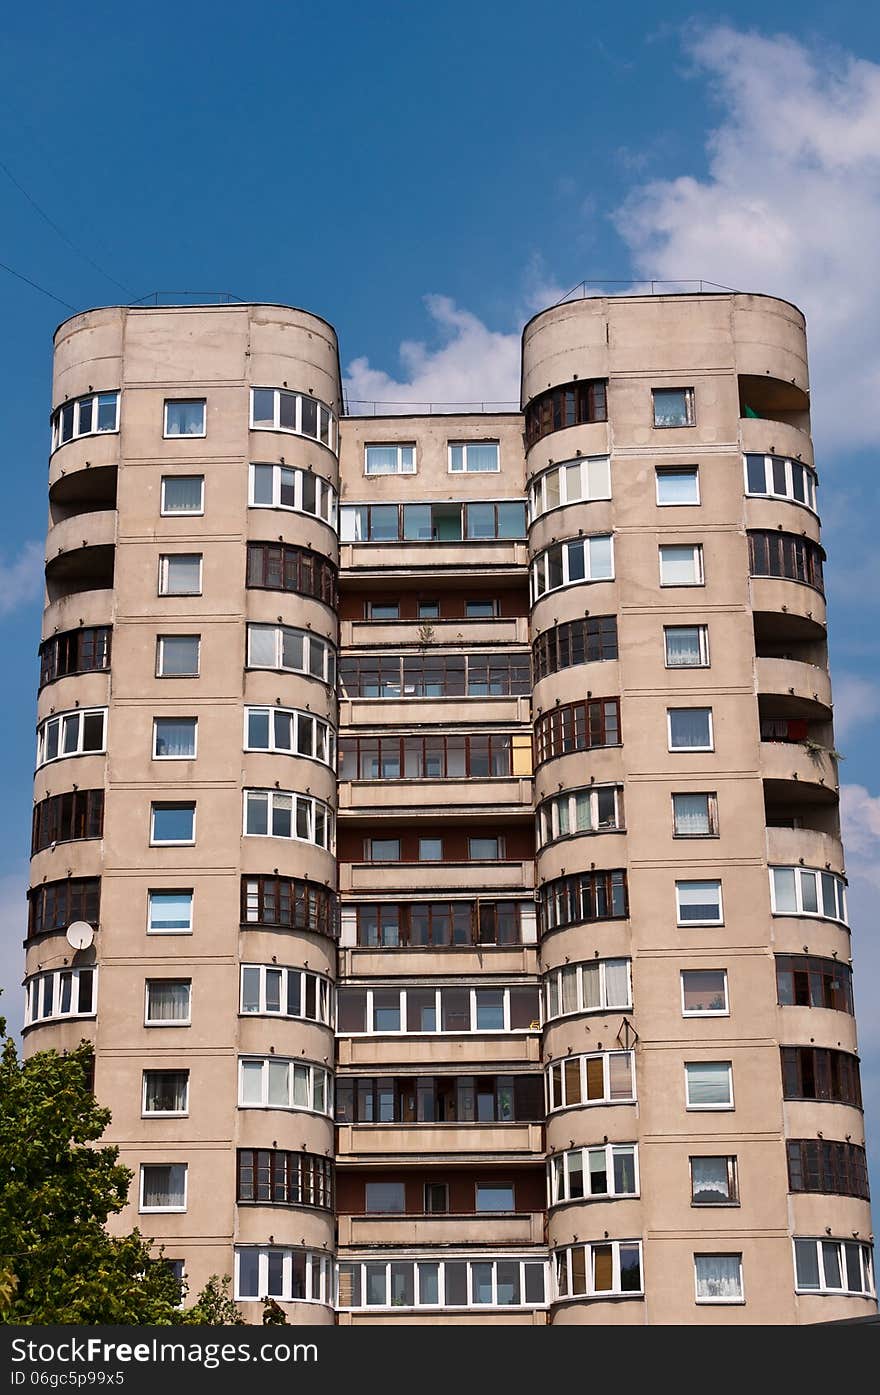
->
[155,721,195,757]
[666,627,701,665]
[687,1062,730,1105]
[148,982,189,1020]
[696,1255,741,1299]
[670,709,710,748]
[604,959,629,1007]
[164,477,203,511]
[674,794,710,834]
[142,1165,185,1208]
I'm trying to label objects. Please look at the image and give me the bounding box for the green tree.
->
[183,1275,246,1326]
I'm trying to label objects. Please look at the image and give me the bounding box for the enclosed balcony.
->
[739,374,810,435]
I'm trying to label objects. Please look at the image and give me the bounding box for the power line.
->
[0,256,75,310]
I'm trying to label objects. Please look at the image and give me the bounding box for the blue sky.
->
[2,1,880,1189]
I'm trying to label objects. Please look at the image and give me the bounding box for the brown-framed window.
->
[338,652,530,698]
[786,1139,870,1199]
[776,955,854,1014]
[524,379,608,448]
[781,1046,862,1107]
[339,733,532,781]
[237,1149,334,1209]
[27,877,100,938]
[334,1073,543,1124]
[246,542,337,606]
[534,698,620,765]
[539,869,628,935]
[532,615,618,682]
[355,900,525,948]
[240,875,338,939]
[748,530,825,592]
[39,627,112,688]
[31,790,104,854]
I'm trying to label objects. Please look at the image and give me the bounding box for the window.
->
[31,790,104,854]
[246,623,336,686]
[150,803,195,846]
[366,839,400,862]
[672,792,717,837]
[249,463,337,525]
[690,1156,739,1206]
[524,379,607,448]
[365,1182,406,1213]
[475,1184,515,1211]
[534,698,620,765]
[528,456,611,520]
[424,1183,449,1213]
[744,454,817,512]
[544,959,631,1022]
[36,708,106,768]
[335,1074,543,1125]
[145,981,191,1025]
[161,1259,185,1305]
[148,890,193,934]
[365,444,416,475]
[161,476,204,515]
[158,554,202,596]
[553,1242,642,1300]
[246,542,337,606]
[653,387,695,427]
[659,544,703,586]
[51,390,119,448]
[239,964,332,1026]
[245,707,336,769]
[143,1070,189,1116]
[770,866,847,924]
[533,615,618,681]
[338,652,530,699]
[238,1056,332,1116]
[786,1140,870,1199]
[418,601,440,619]
[548,1144,639,1205]
[668,708,713,751]
[530,535,614,601]
[685,1061,733,1110]
[250,387,337,452]
[539,869,628,934]
[235,1247,333,1305]
[656,466,699,505]
[675,880,723,926]
[366,602,399,620]
[694,1254,743,1303]
[39,627,112,688]
[241,876,338,939]
[449,442,499,473]
[781,1046,862,1107]
[236,1150,333,1211]
[546,1051,636,1111]
[339,732,531,781]
[681,969,728,1016]
[419,838,443,862]
[465,600,498,618]
[153,718,197,760]
[336,984,540,1036]
[747,530,824,591]
[164,400,205,438]
[340,500,527,543]
[664,624,709,668]
[469,836,502,860]
[794,1238,875,1297]
[27,877,100,939]
[140,1164,187,1212]
[156,634,200,677]
[537,785,625,848]
[24,968,97,1026]
[775,955,854,1014]
[337,1256,547,1311]
[243,790,333,850]
[354,900,527,949]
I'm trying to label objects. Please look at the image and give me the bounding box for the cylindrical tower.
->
[28,302,342,1320]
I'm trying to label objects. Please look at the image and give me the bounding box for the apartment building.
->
[23,291,875,1324]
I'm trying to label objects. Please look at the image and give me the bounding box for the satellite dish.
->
[66,921,94,951]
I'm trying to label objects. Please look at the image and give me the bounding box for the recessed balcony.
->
[335,1121,544,1160]
[739,374,810,434]
[764,825,844,874]
[760,736,838,793]
[45,512,115,603]
[338,777,534,815]
[337,1211,546,1247]
[340,860,536,895]
[342,616,529,647]
[49,465,117,521]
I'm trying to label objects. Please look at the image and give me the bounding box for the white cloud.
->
[0,540,43,618]
[617,25,880,451]
[831,672,880,741]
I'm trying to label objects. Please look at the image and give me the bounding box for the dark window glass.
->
[781,1046,862,1107]
[532,615,618,681]
[525,380,608,447]
[246,542,337,606]
[32,790,104,855]
[239,875,338,939]
[748,530,824,592]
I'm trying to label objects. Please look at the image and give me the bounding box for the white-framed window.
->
[336,1256,547,1311]
[681,969,729,1017]
[548,1143,639,1205]
[653,386,695,427]
[675,880,723,926]
[244,706,336,769]
[153,717,197,760]
[243,789,334,850]
[667,707,713,751]
[235,1247,333,1305]
[156,634,200,677]
[145,980,191,1025]
[793,1238,875,1297]
[694,1254,744,1304]
[249,463,338,527]
[139,1163,187,1212]
[239,964,333,1026]
[543,958,631,1022]
[160,476,204,515]
[147,890,193,934]
[246,623,336,685]
[51,390,119,450]
[546,1051,636,1111]
[530,534,614,602]
[690,1156,739,1206]
[664,624,710,668]
[142,1070,189,1116]
[336,984,540,1035]
[770,866,848,924]
[164,399,206,438]
[528,456,611,521]
[744,454,818,513]
[656,466,700,505]
[150,803,196,846]
[672,792,718,837]
[448,442,500,473]
[536,784,625,848]
[364,443,416,475]
[158,554,202,596]
[659,544,704,586]
[24,967,96,1026]
[685,1061,733,1110]
[553,1242,643,1300]
[250,387,337,453]
[237,1056,332,1116]
[36,708,107,768]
